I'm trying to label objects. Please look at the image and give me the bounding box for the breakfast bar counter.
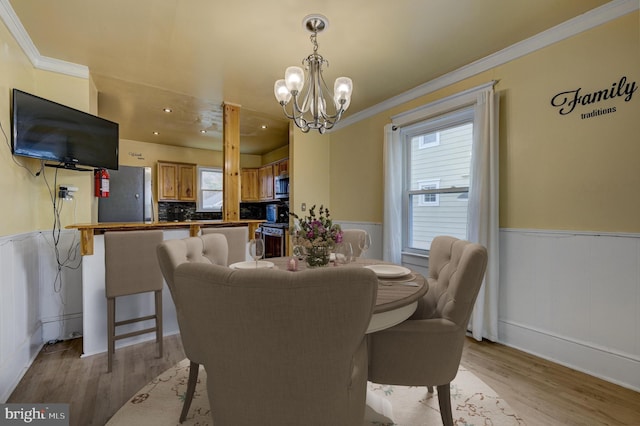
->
[67,220,264,255]
[67,220,263,357]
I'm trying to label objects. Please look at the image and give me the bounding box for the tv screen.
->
[11,89,119,170]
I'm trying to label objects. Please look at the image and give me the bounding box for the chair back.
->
[105,230,164,298]
[173,264,378,426]
[414,235,488,326]
[156,233,229,362]
[341,229,368,257]
[201,226,248,264]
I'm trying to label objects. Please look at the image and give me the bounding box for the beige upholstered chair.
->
[201,226,248,264]
[104,230,164,373]
[368,236,488,426]
[156,233,228,423]
[341,229,369,257]
[172,264,378,426]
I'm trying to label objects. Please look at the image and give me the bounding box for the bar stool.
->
[104,230,164,372]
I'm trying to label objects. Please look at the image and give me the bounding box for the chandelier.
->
[274,14,353,134]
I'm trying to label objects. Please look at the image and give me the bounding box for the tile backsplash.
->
[158,202,268,221]
[157,202,221,221]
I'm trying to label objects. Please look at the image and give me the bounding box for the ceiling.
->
[9,0,611,155]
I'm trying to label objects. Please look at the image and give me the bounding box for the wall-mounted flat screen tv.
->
[11,89,119,170]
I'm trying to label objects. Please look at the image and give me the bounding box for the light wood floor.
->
[8,335,640,426]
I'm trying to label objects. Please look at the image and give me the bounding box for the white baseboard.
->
[42,313,83,343]
[498,319,640,392]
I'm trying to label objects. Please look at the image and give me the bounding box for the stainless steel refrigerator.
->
[98,166,153,222]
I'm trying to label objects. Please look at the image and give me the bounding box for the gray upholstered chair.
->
[104,230,164,373]
[201,226,248,264]
[368,235,488,426]
[172,264,378,426]
[156,233,229,423]
[341,229,369,257]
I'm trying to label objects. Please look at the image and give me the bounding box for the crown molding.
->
[0,0,88,79]
[334,0,639,130]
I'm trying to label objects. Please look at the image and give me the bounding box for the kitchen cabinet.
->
[157,162,196,201]
[241,158,288,202]
[259,165,274,200]
[275,158,288,176]
[241,168,260,202]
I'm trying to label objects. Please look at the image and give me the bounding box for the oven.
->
[259,224,287,258]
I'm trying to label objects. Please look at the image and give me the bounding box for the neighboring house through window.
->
[402,107,473,252]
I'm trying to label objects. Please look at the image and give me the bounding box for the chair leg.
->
[179,361,200,423]
[437,384,453,426]
[107,298,115,373]
[155,290,163,358]
[427,385,434,393]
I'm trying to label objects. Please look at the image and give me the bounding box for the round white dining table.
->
[268,257,428,333]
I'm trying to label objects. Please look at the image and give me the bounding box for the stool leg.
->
[155,290,163,358]
[107,297,115,373]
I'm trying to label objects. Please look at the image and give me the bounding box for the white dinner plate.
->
[229,260,275,270]
[364,264,412,278]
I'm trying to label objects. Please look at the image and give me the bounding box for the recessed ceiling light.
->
[153,131,159,135]
[261,124,268,130]
[200,130,206,134]
[163,108,172,113]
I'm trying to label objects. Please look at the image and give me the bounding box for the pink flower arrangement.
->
[290,204,342,249]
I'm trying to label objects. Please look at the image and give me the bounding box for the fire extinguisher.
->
[94,168,110,198]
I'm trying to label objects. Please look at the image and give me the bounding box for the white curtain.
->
[467,88,500,342]
[382,83,499,342]
[382,123,402,264]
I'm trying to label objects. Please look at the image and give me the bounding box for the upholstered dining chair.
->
[367,235,488,426]
[156,233,229,423]
[172,264,378,426]
[201,226,248,264]
[341,229,369,257]
[104,230,164,373]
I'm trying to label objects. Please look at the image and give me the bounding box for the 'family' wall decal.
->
[550,76,637,119]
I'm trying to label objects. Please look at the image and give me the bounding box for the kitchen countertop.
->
[67,220,265,255]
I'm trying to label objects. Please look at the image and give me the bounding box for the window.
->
[402,107,473,252]
[197,166,223,212]
[417,179,440,206]
[418,132,440,149]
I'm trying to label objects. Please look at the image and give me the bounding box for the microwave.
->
[274,175,289,199]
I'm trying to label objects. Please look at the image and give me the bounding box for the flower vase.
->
[306,245,331,267]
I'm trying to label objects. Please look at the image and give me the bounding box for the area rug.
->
[106,359,526,425]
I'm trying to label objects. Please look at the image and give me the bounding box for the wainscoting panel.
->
[0,230,83,402]
[499,229,640,391]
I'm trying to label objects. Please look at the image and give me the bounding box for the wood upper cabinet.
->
[258,164,274,200]
[241,168,260,202]
[275,158,288,176]
[241,158,288,202]
[157,162,196,201]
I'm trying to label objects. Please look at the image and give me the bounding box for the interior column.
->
[222,102,241,221]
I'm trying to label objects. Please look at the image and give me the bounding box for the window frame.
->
[196,166,223,213]
[400,106,474,256]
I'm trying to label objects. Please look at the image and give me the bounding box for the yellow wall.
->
[0,16,95,236]
[262,144,289,165]
[328,12,640,233]
[290,127,330,217]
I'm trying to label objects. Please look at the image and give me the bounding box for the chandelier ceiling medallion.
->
[274,14,353,134]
